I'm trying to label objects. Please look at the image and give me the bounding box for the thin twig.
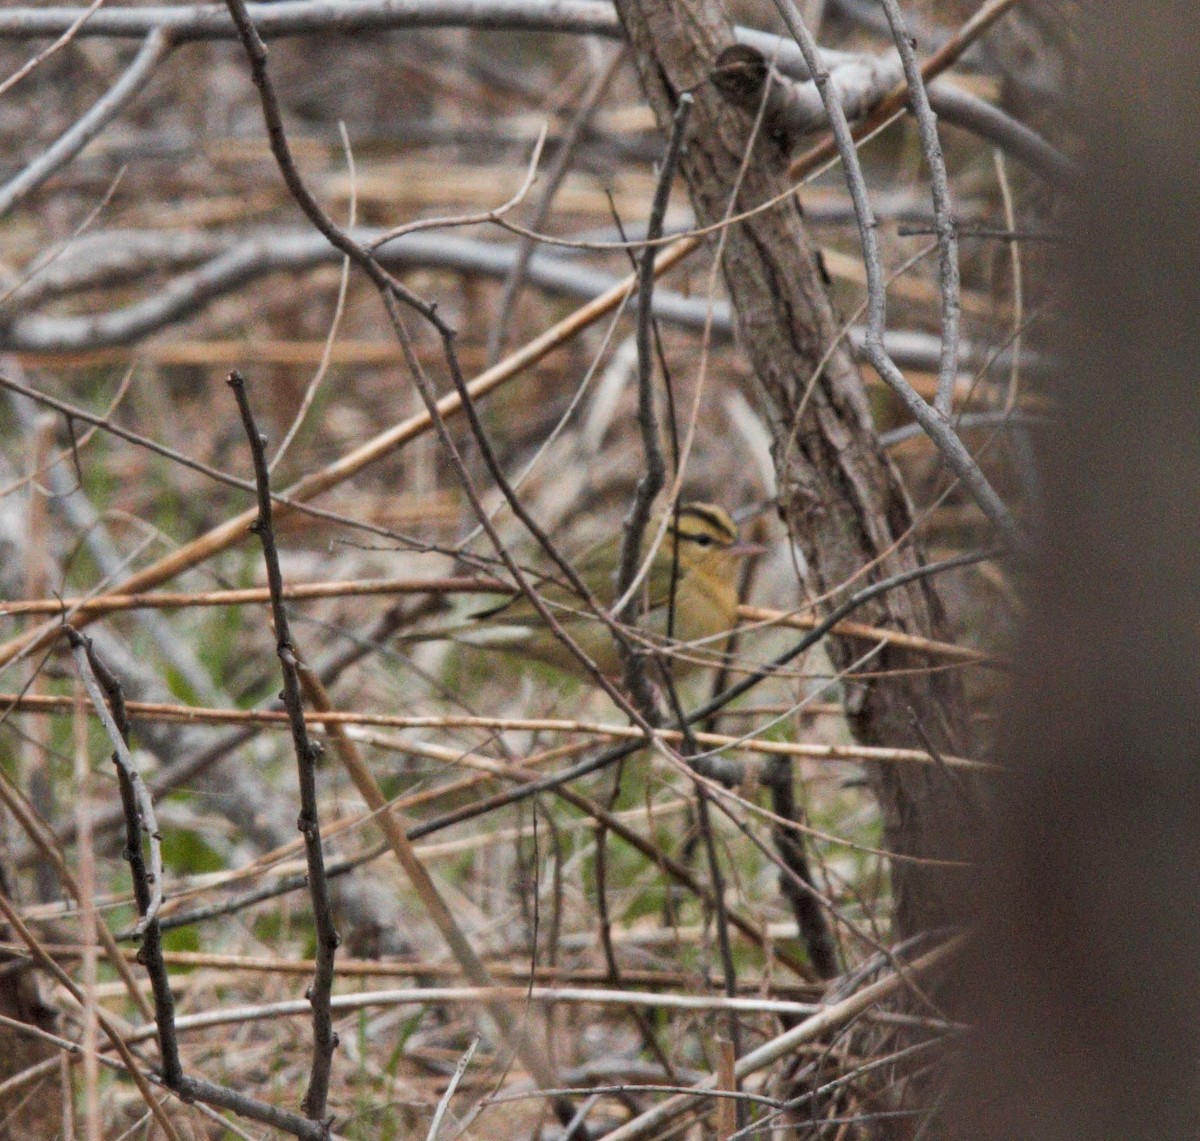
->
[616,92,692,709]
[426,1037,478,1141]
[270,121,357,473]
[771,0,1016,542]
[227,370,339,1126]
[762,757,840,978]
[64,628,186,1095]
[368,124,549,247]
[71,679,101,1141]
[64,631,164,934]
[875,0,961,417]
[0,0,104,99]
[1,694,990,769]
[0,2,860,86]
[0,28,174,218]
[0,575,505,617]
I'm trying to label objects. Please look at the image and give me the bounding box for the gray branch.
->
[876,0,961,417]
[0,0,864,78]
[0,28,174,219]
[0,225,1040,381]
[67,635,165,931]
[770,0,1016,541]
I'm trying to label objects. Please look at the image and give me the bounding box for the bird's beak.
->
[728,541,768,558]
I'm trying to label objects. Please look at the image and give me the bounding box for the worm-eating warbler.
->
[414,502,761,677]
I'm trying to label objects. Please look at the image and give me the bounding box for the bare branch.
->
[875,0,962,417]
[770,0,1016,541]
[0,0,864,82]
[0,28,174,219]
[227,370,340,1125]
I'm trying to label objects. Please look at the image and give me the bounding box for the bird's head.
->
[666,502,765,583]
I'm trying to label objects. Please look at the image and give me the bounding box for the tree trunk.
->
[613,0,977,937]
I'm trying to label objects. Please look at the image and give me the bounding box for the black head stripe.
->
[671,503,736,546]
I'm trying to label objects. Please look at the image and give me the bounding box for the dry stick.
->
[0,576,504,618]
[0,3,856,80]
[367,123,548,246]
[270,120,357,474]
[0,695,988,770]
[715,1036,737,1139]
[0,27,174,218]
[296,667,580,1127]
[0,225,1019,371]
[926,83,1077,190]
[735,603,992,666]
[994,149,1024,414]
[780,0,1022,541]
[592,780,677,1077]
[32,947,734,990]
[693,784,744,1081]
[776,0,1011,539]
[596,937,962,1141]
[0,0,103,100]
[0,250,699,675]
[66,633,165,935]
[874,0,961,417]
[227,372,338,1126]
[0,580,993,667]
[65,629,184,1094]
[426,1037,478,1141]
[71,678,101,1141]
[21,413,56,906]
[93,987,849,1044]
